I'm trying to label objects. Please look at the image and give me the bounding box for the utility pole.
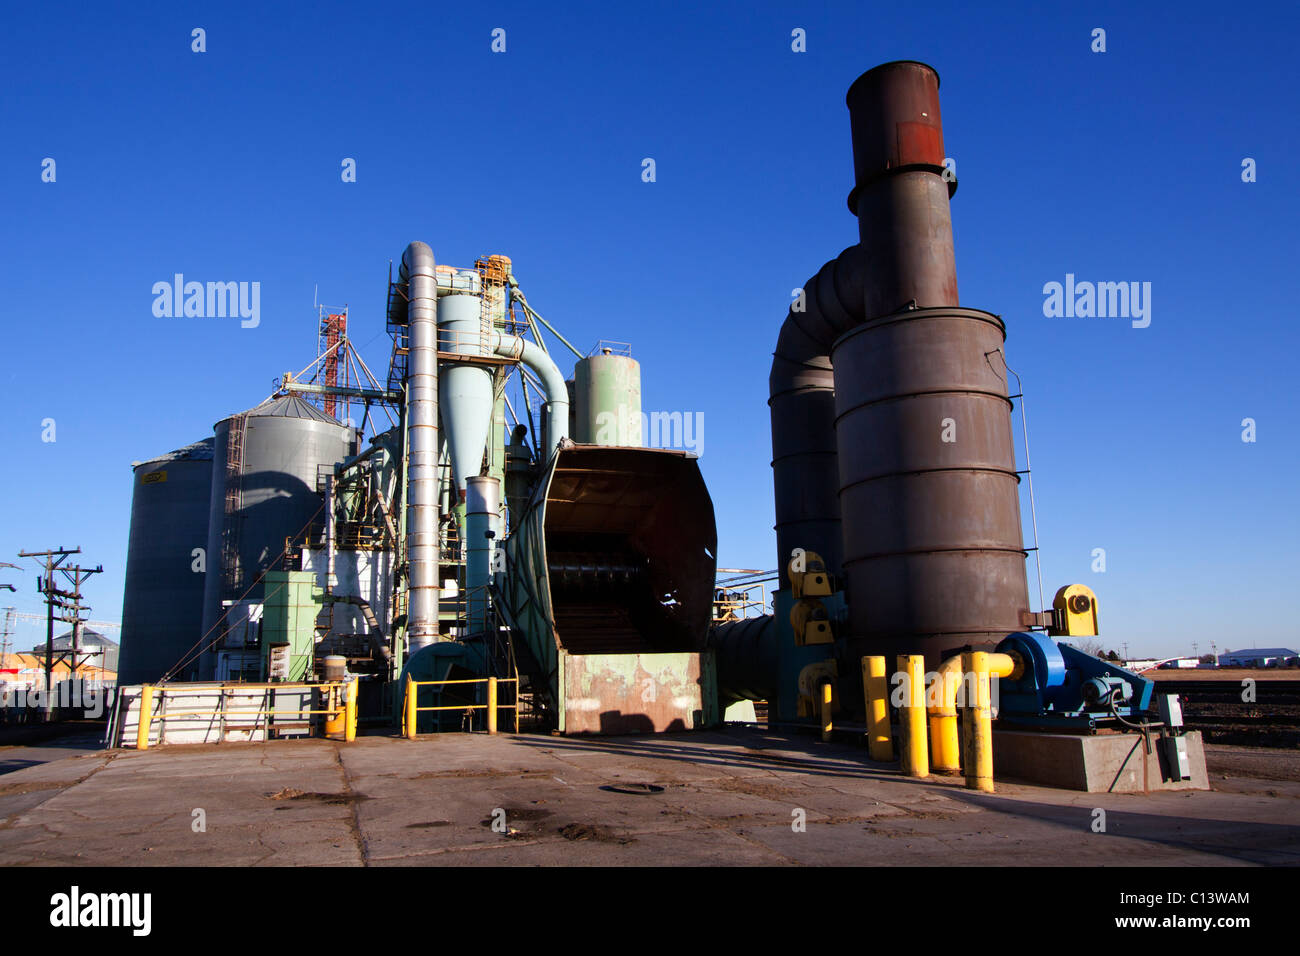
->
[18,547,80,719]
[62,564,104,680]
[0,606,14,662]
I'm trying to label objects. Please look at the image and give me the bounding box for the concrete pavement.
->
[0,728,1296,866]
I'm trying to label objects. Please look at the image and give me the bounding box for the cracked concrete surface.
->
[0,729,1296,866]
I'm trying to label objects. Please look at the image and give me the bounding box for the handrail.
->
[403,676,518,737]
[134,681,357,750]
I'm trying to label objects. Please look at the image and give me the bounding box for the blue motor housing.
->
[994,631,1154,729]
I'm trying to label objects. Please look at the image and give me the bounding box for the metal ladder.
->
[220,414,246,597]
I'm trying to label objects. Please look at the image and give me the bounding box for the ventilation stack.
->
[746,61,1032,715]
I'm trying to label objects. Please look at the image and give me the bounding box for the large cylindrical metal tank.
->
[199,395,354,674]
[835,61,1029,667]
[117,438,214,683]
[574,350,642,446]
[833,307,1028,665]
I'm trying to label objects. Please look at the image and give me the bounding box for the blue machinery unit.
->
[994,631,1154,730]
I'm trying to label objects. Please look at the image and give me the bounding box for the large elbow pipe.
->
[492,331,569,455]
[926,650,1022,772]
[401,241,440,651]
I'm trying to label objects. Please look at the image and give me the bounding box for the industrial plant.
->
[87,61,1211,797]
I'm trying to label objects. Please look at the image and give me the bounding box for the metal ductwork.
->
[768,61,1030,670]
[402,241,440,652]
[491,331,569,456]
[770,244,866,584]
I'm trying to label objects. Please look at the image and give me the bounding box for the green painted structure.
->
[573,350,642,446]
[261,571,323,682]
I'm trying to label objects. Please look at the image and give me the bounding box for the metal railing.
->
[133,680,358,750]
[402,675,518,737]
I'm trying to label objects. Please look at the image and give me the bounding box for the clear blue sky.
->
[2,0,1296,659]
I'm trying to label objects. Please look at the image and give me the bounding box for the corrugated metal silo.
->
[199,396,355,676]
[117,438,214,683]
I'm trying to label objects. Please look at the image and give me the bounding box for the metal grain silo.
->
[199,396,355,677]
[574,348,642,446]
[117,438,214,683]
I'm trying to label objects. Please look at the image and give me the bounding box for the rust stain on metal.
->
[563,651,704,734]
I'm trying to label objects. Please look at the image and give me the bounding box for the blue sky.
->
[2,0,1296,659]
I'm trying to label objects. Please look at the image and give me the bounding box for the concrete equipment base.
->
[993,729,1209,792]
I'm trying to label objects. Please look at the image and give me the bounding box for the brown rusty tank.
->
[767,60,1030,676]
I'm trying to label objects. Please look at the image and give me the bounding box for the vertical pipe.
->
[136,684,153,750]
[466,476,501,634]
[820,682,833,742]
[929,655,964,773]
[862,656,893,761]
[403,242,440,651]
[404,675,417,739]
[344,682,358,742]
[324,475,335,598]
[488,676,498,735]
[896,655,928,777]
[962,651,995,792]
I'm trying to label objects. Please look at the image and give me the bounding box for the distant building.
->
[1217,647,1298,668]
[25,628,119,685]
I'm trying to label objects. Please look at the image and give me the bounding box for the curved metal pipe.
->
[401,241,440,651]
[492,331,569,455]
[926,650,1022,773]
[769,245,868,584]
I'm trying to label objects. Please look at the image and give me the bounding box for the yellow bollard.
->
[344,682,358,743]
[487,676,498,735]
[820,681,834,742]
[404,676,417,739]
[136,684,154,750]
[896,655,929,777]
[961,651,995,792]
[862,656,893,761]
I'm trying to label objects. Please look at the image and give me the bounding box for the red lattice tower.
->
[318,308,349,419]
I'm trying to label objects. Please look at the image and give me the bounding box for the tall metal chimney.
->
[402,242,440,652]
[769,61,1030,670]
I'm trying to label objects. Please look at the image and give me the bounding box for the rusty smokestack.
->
[769,60,1030,671]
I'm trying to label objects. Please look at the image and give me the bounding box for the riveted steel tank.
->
[574,350,642,446]
[118,438,214,683]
